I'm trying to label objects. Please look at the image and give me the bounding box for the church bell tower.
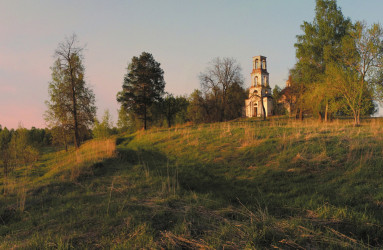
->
[245,56,273,117]
[251,56,269,88]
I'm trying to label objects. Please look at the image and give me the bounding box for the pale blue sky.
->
[1,0,383,128]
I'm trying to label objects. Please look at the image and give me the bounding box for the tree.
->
[199,57,244,122]
[45,34,96,149]
[327,22,383,125]
[173,96,189,125]
[187,89,209,124]
[293,0,351,120]
[0,127,12,178]
[93,110,114,138]
[159,94,189,128]
[271,85,286,115]
[8,127,39,168]
[117,107,132,133]
[117,52,165,130]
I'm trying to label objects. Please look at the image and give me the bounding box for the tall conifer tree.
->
[117,52,165,130]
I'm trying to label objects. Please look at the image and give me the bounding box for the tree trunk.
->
[69,63,80,149]
[324,101,328,122]
[356,111,360,126]
[299,107,303,121]
[167,104,172,128]
[144,104,147,130]
[72,86,79,149]
[73,104,79,148]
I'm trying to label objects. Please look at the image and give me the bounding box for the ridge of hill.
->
[2,118,383,248]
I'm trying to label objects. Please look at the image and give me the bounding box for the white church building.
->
[245,56,273,117]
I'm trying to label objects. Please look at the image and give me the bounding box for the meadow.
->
[2,117,383,248]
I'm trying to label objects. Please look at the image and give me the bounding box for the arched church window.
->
[255,59,259,69]
[262,60,266,69]
[264,76,267,86]
[255,76,258,85]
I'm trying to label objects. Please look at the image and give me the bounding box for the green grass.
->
[2,117,383,248]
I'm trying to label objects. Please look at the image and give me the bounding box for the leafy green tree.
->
[9,127,39,167]
[117,52,165,130]
[225,82,247,119]
[45,34,96,149]
[271,85,287,115]
[187,89,209,124]
[0,127,12,178]
[159,94,189,127]
[50,126,71,151]
[293,0,351,120]
[28,127,52,147]
[173,96,189,125]
[93,110,114,138]
[117,107,133,133]
[0,127,39,186]
[327,22,383,125]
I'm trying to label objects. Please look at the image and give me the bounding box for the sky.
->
[1,0,383,129]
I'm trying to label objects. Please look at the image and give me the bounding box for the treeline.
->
[116,54,249,131]
[0,126,49,178]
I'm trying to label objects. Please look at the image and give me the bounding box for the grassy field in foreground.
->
[2,118,383,248]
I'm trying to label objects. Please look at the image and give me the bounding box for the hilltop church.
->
[245,56,273,117]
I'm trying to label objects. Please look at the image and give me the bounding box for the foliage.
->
[0,127,39,179]
[116,106,134,133]
[327,22,383,125]
[151,94,190,128]
[45,34,96,149]
[0,127,12,177]
[187,89,208,124]
[292,0,351,120]
[28,127,52,147]
[117,52,165,130]
[8,127,39,167]
[93,110,115,139]
[271,85,286,115]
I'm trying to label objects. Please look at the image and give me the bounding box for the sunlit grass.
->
[3,118,383,248]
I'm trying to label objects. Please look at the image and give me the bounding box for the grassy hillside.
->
[2,118,383,248]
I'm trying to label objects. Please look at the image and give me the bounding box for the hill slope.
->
[2,118,383,248]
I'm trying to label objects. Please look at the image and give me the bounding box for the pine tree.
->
[117,52,165,130]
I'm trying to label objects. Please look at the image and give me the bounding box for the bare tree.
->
[199,57,243,122]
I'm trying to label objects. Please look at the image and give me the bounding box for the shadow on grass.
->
[113,140,383,246]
